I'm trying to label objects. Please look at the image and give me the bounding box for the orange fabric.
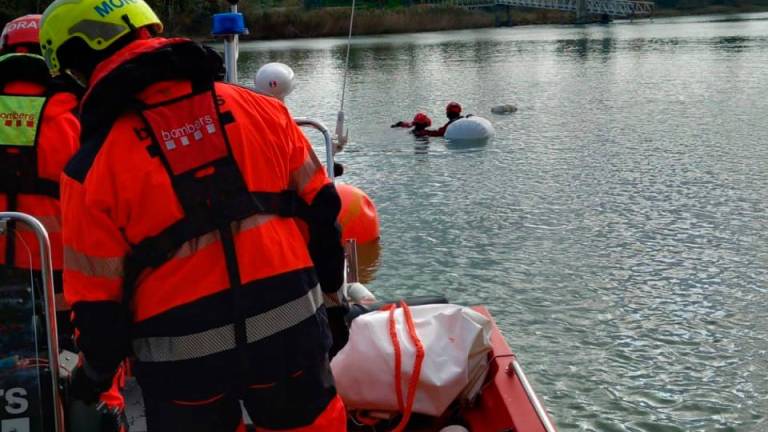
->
[63,38,332,322]
[383,302,425,432]
[254,395,347,432]
[0,79,80,270]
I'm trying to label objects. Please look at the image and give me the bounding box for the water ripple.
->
[240,12,768,432]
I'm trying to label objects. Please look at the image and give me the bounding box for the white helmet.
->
[253,62,294,101]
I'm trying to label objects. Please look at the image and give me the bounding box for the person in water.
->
[391,112,433,137]
[391,102,464,137]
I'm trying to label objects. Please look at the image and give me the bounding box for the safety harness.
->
[123,82,309,292]
[123,88,308,301]
[0,54,57,266]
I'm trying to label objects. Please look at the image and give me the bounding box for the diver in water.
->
[435,101,464,136]
[391,102,464,137]
[391,112,433,137]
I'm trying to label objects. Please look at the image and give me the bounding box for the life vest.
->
[77,39,310,297]
[0,54,59,199]
[122,83,311,301]
[0,53,65,267]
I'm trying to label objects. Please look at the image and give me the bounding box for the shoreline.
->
[188,5,768,41]
[653,4,768,17]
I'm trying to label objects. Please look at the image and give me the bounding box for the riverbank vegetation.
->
[655,1,768,16]
[236,4,495,39]
[2,0,768,40]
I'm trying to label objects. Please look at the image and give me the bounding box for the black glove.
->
[69,361,114,405]
[327,307,350,359]
[391,121,404,128]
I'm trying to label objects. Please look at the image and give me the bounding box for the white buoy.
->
[253,62,295,101]
[491,104,518,114]
[444,116,495,141]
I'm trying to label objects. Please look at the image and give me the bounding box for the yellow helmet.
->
[40,0,163,76]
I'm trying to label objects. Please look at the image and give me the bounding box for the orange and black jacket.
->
[0,53,80,272]
[61,38,346,401]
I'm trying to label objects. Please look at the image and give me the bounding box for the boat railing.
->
[294,117,336,180]
[0,212,65,432]
[510,357,558,432]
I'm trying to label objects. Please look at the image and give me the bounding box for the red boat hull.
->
[462,306,554,432]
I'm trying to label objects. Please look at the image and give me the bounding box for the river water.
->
[236,13,768,432]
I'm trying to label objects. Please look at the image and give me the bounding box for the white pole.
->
[224,3,239,83]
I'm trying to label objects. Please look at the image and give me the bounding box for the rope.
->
[339,0,356,113]
[384,300,425,432]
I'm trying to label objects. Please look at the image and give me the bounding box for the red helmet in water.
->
[446,101,462,115]
[0,15,41,53]
[412,113,432,127]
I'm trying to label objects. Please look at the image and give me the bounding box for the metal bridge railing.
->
[433,0,654,17]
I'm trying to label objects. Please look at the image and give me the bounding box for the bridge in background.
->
[435,0,655,19]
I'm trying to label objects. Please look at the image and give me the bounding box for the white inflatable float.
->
[444,116,495,141]
[253,62,295,101]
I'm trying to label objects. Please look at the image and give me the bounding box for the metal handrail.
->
[0,212,65,432]
[511,357,558,432]
[294,117,336,180]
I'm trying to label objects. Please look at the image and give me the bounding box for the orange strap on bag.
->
[383,301,425,432]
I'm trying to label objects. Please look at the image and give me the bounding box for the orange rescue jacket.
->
[61,38,345,400]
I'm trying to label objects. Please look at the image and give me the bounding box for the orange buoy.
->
[336,183,380,245]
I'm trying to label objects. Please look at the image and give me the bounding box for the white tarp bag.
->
[331,303,492,417]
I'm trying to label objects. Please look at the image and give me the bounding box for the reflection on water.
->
[443,138,490,152]
[356,241,382,284]
[236,12,768,432]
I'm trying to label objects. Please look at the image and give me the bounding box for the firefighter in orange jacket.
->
[0,14,78,288]
[40,0,349,430]
[1,14,128,431]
